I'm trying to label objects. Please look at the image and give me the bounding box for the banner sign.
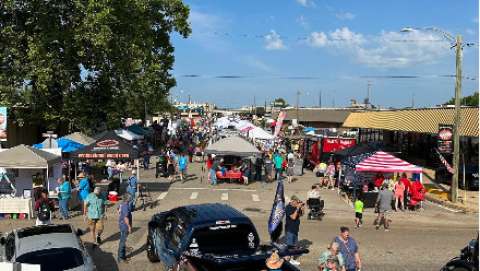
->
[437,124,453,153]
[0,107,7,141]
[322,138,356,153]
[435,148,454,174]
[274,111,286,138]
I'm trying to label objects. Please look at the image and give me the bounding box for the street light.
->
[401,26,474,203]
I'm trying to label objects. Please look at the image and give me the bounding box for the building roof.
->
[342,107,479,137]
[0,144,61,168]
[275,108,354,123]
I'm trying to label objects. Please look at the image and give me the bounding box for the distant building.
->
[273,107,360,129]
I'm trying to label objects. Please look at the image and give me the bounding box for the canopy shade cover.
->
[355,151,422,173]
[115,129,144,141]
[205,136,261,157]
[0,144,61,168]
[62,132,96,146]
[72,131,138,160]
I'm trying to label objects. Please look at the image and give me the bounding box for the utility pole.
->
[253,95,256,115]
[411,93,415,108]
[366,81,372,106]
[451,35,463,203]
[296,90,301,124]
[319,90,322,108]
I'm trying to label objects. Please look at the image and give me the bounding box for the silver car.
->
[0,224,95,271]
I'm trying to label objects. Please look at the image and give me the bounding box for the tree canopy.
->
[0,0,191,135]
[444,92,479,107]
[273,98,289,108]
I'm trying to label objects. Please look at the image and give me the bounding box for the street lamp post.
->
[401,27,473,203]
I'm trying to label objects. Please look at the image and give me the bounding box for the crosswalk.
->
[154,191,264,203]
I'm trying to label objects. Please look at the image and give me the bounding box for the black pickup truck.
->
[146,203,307,271]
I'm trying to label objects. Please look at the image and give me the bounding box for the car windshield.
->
[16,247,84,271]
[191,223,258,254]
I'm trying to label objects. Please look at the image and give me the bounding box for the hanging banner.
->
[274,111,286,138]
[0,107,6,141]
[437,124,453,154]
[322,137,357,153]
[435,148,454,174]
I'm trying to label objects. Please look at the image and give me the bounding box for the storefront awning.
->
[342,107,478,137]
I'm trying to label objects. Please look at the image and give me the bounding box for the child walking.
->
[354,195,364,228]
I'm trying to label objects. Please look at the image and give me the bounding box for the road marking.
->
[424,200,462,213]
[221,193,228,201]
[190,192,199,200]
[170,187,256,192]
[252,194,260,202]
[157,192,168,200]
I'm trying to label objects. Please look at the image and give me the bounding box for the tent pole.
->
[46,167,49,192]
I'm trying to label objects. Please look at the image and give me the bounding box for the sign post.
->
[42,131,58,148]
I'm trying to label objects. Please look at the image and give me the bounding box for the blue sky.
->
[170,0,479,108]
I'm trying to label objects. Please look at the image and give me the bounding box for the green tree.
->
[0,0,191,134]
[273,97,289,108]
[444,92,479,107]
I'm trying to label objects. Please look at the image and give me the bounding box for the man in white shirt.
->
[307,184,321,199]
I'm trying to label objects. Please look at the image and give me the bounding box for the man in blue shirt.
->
[334,227,362,271]
[84,187,108,246]
[273,151,284,180]
[78,173,90,203]
[118,195,132,262]
[127,170,138,211]
[57,177,71,220]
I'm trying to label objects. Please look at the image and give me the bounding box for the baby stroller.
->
[307,198,325,220]
[155,155,168,178]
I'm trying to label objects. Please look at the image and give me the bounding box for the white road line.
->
[190,192,199,200]
[157,192,168,200]
[170,187,256,192]
[424,200,462,213]
[252,194,260,202]
[221,193,228,201]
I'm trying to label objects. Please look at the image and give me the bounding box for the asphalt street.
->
[0,161,477,271]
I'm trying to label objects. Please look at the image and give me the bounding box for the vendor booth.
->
[341,150,423,208]
[0,145,63,218]
[205,136,261,184]
[62,132,96,146]
[72,131,139,192]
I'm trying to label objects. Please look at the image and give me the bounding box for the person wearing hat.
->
[284,195,305,266]
[318,241,345,271]
[265,250,284,271]
[84,186,108,246]
[127,170,139,211]
[375,183,394,231]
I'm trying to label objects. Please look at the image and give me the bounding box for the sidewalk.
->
[422,168,478,213]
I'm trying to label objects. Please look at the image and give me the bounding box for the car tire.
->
[146,237,160,262]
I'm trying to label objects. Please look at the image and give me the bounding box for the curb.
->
[425,193,476,213]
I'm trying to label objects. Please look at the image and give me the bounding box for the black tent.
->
[72,131,139,160]
[332,143,378,160]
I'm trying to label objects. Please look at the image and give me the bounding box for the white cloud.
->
[466,28,476,35]
[243,56,273,72]
[296,0,315,7]
[264,30,286,50]
[307,27,451,68]
[308,32,328,47]
[335,12,355,20]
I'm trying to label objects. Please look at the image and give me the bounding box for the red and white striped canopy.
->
[355,151,423,173]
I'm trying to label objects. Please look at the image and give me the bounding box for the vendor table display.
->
[0,197,33,219]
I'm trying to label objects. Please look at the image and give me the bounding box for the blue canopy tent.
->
[127,124,153,137]
[33,138,85,153]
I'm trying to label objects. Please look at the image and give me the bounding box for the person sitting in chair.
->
[308,184,321,200]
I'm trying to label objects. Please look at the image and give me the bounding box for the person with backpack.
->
[57,177,71,220]
[127,170,139,211]
[34,191,54,226]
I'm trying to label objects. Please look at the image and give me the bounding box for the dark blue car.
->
[146,203,305,271]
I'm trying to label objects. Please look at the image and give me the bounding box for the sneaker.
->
[96,235,102,245]
[384,229,390,232]
[289,259,301,266]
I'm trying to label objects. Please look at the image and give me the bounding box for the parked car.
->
[435,164,479,190]
[147,203,307,271]
[0,224,95,271]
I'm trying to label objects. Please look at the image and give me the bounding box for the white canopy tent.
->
[247,127,274,140]
[115,129,144,141]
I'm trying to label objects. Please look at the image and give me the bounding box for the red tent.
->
[355,151,422,173]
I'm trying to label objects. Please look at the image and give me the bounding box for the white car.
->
[0,224,95,271]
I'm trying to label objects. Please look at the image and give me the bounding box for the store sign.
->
[93,140,120,151]
[78,153,130,159]
[437,124,453,153]
[322,138,356,153]
[0,107,7,141]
